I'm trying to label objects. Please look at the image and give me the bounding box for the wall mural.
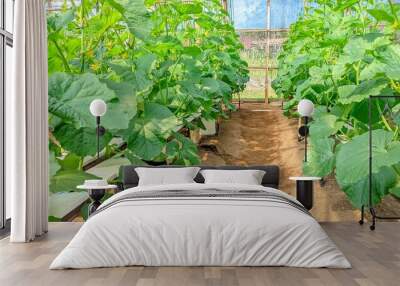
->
[47,0,249,220]
[47,0,399,221]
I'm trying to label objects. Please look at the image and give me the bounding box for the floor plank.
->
[0,222,399,286]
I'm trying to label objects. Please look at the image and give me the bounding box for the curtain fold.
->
[7,0,48,242]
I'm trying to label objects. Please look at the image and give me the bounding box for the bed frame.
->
[119,165,280,189]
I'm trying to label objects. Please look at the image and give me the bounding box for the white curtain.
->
[7,0,49,242]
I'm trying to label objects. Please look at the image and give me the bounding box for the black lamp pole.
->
[304,116,308,162]
[298,116,310,162]
[95,116,106,159]
[297,99,314,162]
[96,116,100,159]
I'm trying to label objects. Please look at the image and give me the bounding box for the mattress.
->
[50,183,351,269]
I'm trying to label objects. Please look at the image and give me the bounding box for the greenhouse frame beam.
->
[236,28,289,32]
[265,0,271,104]
[234,3,290,104]
[248,66,278,70]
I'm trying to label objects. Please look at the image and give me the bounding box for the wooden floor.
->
[0,223,399,286]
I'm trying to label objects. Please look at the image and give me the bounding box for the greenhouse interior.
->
[1,0,400,285]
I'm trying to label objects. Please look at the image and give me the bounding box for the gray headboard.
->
[119,165,280,189]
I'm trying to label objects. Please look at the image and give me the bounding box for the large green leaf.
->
[342,37,370,62]
[337,79,387,104]
[134,71,153,96]
[367,9,395,24]
[124,103,179,160]
[359,60,385,81]
[119,0,152,40]
[47,9,75,32]
[57,153,82,170]
[49,152,61,178]
[50,170,100,193]
[127,119,164,161]
[309,113,344,138]
[124,149,148,165]
[336,130,400,186]
[341,166,397,208]
[109,63,153,96]
[109,63,135,81]
[201,78,231,97]
[309,66,329,84]
[136,54,157,74]
[54,124,113,157]
[174,2,202,14]
[48,73,116,129]
[303,137,336,177]
[336,130,400,207]
[105,0,125,14]
[168,133,201,166]
[101,80,137,130]
[389,170,400,198]
[49,73,137,130]
[379,45,400,80]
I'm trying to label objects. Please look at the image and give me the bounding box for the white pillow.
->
[200,169,266,185]
[135,167,200,186]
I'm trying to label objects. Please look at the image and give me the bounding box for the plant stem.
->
[388,0,399,26]
[393,126,399,140]
[51,38,72,73]
[80,0,86,73]
[48,129,62,148]
[357,2,366,34]
[114,29,128,53]
[393,163,400,176]
[89,23,115,55]
[354,62,361,85]
[376,101,393,131]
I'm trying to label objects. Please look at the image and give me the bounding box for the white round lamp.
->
[90,99,107,117]
[297,99,314,117]
[89,99,107,159]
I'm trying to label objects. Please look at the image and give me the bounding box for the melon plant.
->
[273,0,400,208]
[47,0,249,192]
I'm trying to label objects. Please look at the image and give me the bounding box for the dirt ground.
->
[200,102,400,222]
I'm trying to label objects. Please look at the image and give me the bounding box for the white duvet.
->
[50,183,351,269]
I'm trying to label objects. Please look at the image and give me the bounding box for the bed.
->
[50,165,351,269]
